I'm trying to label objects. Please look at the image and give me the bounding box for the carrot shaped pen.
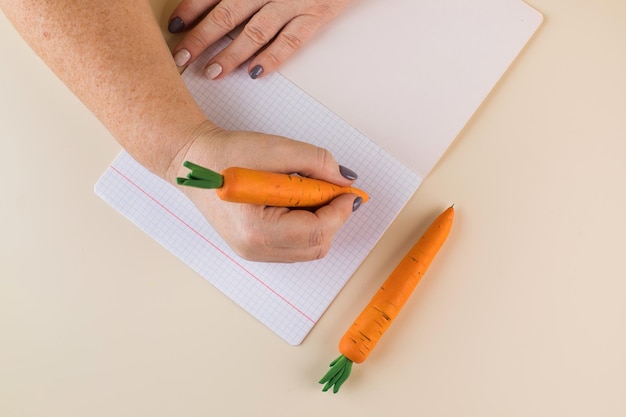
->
[319,205,455,393]
[176,161,369,207]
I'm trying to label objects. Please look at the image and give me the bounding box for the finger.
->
[171,0,265,68]
[201,5,295,79]
[188,129,358,189]
[168,0,221,33]
[251,193,359,262]
[228,207,322,262]
[274,141,358,187]
[247,14,323,79]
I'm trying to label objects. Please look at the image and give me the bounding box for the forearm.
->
[1,0,213,179]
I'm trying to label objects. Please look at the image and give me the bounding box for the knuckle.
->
[185,30,209,50]
[312,4,340,20]
[232,244,254,260]
[263,50,281,67]
[314,244,330,260]
[316,146,334,171]
[309,223,330,259]
[209,4,238,30]
[234,247,258,261]
[228,210,268,261]
[233,229,266,261]
[277,31,304,52]
[243,22,271,47]
[219,49,243,66]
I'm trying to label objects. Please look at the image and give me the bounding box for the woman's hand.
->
[168,0,352,79]
[167,125,362,262]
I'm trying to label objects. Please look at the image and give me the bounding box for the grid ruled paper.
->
[95,37,421,345]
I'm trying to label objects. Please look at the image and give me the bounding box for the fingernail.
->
[339,165,358,180]
[168,17,185,33]
[204,63,223,80]
[352,197,363,212]
[249,65,264,79]
[174,48,191,67]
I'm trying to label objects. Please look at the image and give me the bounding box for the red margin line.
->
[110,166,315,324]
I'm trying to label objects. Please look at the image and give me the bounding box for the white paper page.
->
[278,0,544,178]
[95,38,421,345]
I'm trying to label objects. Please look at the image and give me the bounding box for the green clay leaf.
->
[176,178,219,189]
[176,161,224,189]
[319,354,354,394]
[332,362,352,393]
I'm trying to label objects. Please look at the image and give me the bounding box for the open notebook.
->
[95,1,542,345]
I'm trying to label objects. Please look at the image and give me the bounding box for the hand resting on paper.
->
[169,125,363,262]
[2,0,360,262]
[168,0,352,79]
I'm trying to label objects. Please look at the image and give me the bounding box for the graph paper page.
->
[95,37,421,345]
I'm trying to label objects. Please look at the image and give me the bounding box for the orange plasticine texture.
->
[339,205,454,363]
[217,167,369,207]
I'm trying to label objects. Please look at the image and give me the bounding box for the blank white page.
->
[277,0,544,178]
[95,38,421,345]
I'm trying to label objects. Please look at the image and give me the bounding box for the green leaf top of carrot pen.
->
[319,354,353,394]
[176,161,224,189]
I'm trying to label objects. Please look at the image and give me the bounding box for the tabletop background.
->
[2,0,625,416]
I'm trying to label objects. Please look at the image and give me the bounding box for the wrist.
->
[164,120,224,185]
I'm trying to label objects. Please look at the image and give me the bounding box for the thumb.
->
[314,192,364,240]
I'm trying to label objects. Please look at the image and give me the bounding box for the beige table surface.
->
[2,1,625,416]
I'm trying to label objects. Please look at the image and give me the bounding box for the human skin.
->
[1,0,359,262]
[167,0,353,79]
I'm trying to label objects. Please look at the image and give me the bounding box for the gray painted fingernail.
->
[352,197,363,212]
[249,65,264,79]
[339,165,358,180]
[168,17,184,33]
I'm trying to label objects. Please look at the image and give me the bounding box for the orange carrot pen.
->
[319,206,455,393]
[176,161,369,207]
